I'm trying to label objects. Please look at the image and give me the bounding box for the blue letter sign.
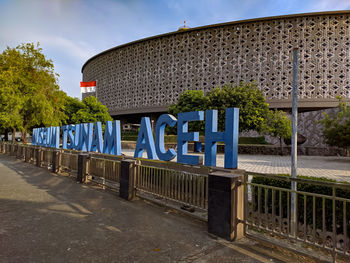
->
[204,108,239,169]
[155,114,177,161]
[31,107,240,169]
[134,117,157,159]
[103,120,121,155]
[177,111,204,165]
[90,122,103,153]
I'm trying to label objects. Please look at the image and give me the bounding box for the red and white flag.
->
[80,81,96,93]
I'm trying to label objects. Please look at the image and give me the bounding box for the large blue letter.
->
[62,125,68,149]
[155,114,177,161]
[91,122,103,153]
[67,125,75,150]
[42,127,49,147]
[50,127,60,148]
[134,117,157,159]
[32,128,38,145]
[177,111,204,165]
[74,124,81,150]
[47,127,52,147]
[79,123,93,151]
[103,120,121,155]
[204,108,239,169]
[38,128,43,146]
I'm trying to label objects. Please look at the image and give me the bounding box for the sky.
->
[0,0,349,99]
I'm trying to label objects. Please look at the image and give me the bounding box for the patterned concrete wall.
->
[241,108,338,147]
[82,11,350,116]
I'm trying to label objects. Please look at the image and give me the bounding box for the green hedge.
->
[251,175,350,236]
[121,132,268,145]
[238,136,268,145]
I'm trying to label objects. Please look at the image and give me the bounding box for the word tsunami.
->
[32,108,239,168]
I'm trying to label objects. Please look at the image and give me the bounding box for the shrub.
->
[251,175,350,236]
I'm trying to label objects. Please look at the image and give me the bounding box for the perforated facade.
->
[82,11,350,147]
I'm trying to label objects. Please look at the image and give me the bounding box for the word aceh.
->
[32,108,239,169]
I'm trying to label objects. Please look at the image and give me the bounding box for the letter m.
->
[103,120,121,155]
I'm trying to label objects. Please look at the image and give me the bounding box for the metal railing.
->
[135,162,208,211]
[60,150,78,174]
[89,156,121,189]
[42,148,53,168]
[244,172,350,260]
[24,145,36,163]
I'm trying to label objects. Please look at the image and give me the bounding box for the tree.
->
[320,98,350,149]
[263,110,291,154]
[167,82,292,144]
[206,82,269,132]
[70,96,112,124]
[168,90,208,133]
[0,43,66,143]
[0,70,22,142]
[62,96,85,125]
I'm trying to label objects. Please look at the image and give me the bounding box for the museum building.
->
[81,11,350,147]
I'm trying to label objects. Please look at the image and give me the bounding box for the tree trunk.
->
[4,130,9,141]
[22,130,27,144]
[12,128,16,144]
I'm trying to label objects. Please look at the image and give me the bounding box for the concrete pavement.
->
[0,154,318,263]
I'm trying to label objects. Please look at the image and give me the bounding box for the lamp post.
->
[291,48,298,237]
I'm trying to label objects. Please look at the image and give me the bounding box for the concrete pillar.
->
[208,170,245,241]
[36,148,42,167]
[52,150,61,173]
[120,160,136,200]
[25,147,30,163]
[77,153,89,183]
[16,145,21,158]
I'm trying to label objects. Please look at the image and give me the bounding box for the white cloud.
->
[38,35,96,61]
[313,0,350,10]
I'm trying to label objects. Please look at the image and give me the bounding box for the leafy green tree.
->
[263,110,291,154]
[207,82,269,132]
[0,70,22,142]
[168,90,209,133]
[167,82,292,146]
[70,96,112,124]
[63,96,85,125]
[320,98,350,149]
[0,43,66,143]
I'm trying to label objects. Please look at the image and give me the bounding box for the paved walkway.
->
[0,155,315,263]
[123,150,350,182]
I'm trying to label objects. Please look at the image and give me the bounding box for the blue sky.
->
[0,0,349,98]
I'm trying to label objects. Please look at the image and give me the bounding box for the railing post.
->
[25,146,30,162]
[52,150,61,173]
[208,169,245,241]
[120,159,136,201]
[36,148,42,167]
[77,153,89,183]
[16,145,21,159]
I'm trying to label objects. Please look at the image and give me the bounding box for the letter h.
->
[204,108,239,169]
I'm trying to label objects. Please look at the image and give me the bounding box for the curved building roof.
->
[82,11,350,116]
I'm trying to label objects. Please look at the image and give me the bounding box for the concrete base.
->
[119,160,136,200]
[208,170,245,241]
